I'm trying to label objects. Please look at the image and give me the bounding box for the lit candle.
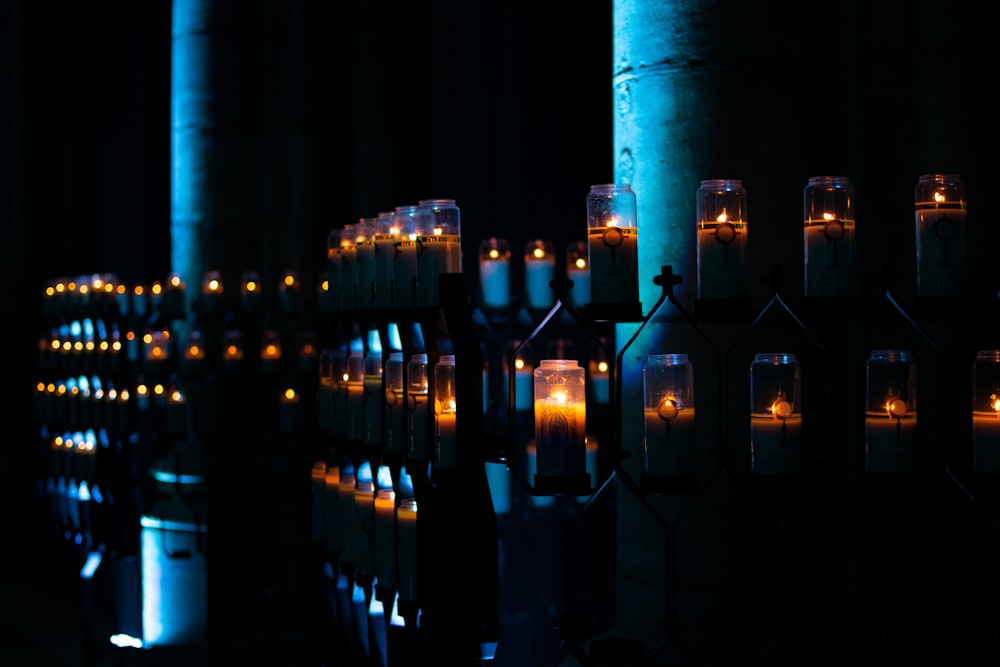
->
[201,270,224,313]
[384,352,407,454]
[589,358,610,405]
[347,343,365,442]
[696,179,748,301]
[565,241,590,308]
[355,217,377,310]
[645,401,697,477]
[915,173,967,297]
[415,199,461,308]
[338,469,357,566]
[523,239,556,310]
[803,176,856,299]
[353,469,376,579]
[973,350,1000,473]
[479,238,511,310]
[586,183,639,305]
[533,360,587,478]
[373,211,396,309]
[339,224,358,311]
[374,489,397,591]
[260,330,282,374]
[391,205,419,310]
[865,350,917,474]
[396,498,419,604]
[407,354,431,461]
[749,353,802,474]
[434,355,458,469]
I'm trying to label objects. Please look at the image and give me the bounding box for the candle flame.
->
[770,399,793,420]
[575,257,587,270]
[170,389,185,404]
[390,225,401,236]
[553,390,568,404]
[514,358,525,370]
[597,360,608,373]
[532,247,546,259]
[717,211,728,223]
[433,226,444,236]
[284,388,297,401]
[245,280,257,292]
[489,248,500,259]
[823,212,836,222]
[607,217,619,228]
[991,394,1000,413]
[885,398,908,418]
[934,191,945,203]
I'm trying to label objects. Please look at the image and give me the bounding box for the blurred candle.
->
[566,240,590,308]
[803,176,856,299]
[434,355,458,469]
[392,206,419,309]
[396,498,419,604]
[324,464,342,555]
[479,237,511,310]
[523,239,556,310]
[643,354,696,477]
[374,489,397,591]
[340,224,358,311]
[353,464,376,579]
[407,354,431,461]
[338,468,357,566]
[347,337,365,442]
[384,352,407,454]
[415,199,462,307]
[372,211,396,309]
[355,217,377,310]
[533,360,587,478]
[750,353,802,474]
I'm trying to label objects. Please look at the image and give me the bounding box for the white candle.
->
[416,236,461,307]
[338,472,357,564]
[373,237,396,309]
[356,241,376,309]
[534,393,587,477]
[513,367,533,411]
[374,489,396,590]
[347,381,364,441]
[644,407,696,476]
[354,480,376,577]
[435,407,457,469]
[587,225,639,304]
[340,246,358,310]
[324,465,341,554]
[916,207,967,296]
[392,241,418,308]
[479,258,511,309]
[567,264,590,308]
[311,461,327,543]
[696,220,747,300]
[396,499,419,604]
[590,364,610,405]
[973,411,1000,473]
[750,412,803,474]
[865,411,916,473]
[363,376,384,447]
[385,385,407,455]
[408,387,430,461]
[485,462,511,514]
[524,257,555,310]
[804,216,856,298]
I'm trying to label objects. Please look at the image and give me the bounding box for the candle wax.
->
[347,382,364,441]
[373,238,396,309]
[534,397,587,477]
[865,412,916,474]
[479,259,511,309]
[385,389,407,454]
[356,243,376,309]
[567,268,590,308]
[435,410,457,469]
[374,490,397,590]
[396,500,419,603]
[416,236,461,307]
[524,260,555,310]
[408,390,430,460]
[973,412,1000,473]
[311,462,327,542]
[588,226,639,304]
[363,377,384,447]
[751,414,803,474]
[803,222,855,298]
[916,209,967,296]
[324,466,341,553]
[644,408,696,476]
[697,224,747,300]
[392,242,418,308]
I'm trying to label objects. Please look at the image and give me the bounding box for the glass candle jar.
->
[697,179,748,301]
[865,349,917,474]
[415,199,462,307]
[915,173,967,297]
[586,183,639,305]
[434,355,458,469]
[533,359,587,479]
[643,353,696,477]
[479,237,511,310]
[407,353,431,461]
[391,205,419,309]
[750,353,802,474]
[972,350,1000,473]
[803,176,856,299]
[523,239,556,310]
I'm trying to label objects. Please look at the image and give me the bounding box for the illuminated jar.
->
[355,217,377,310]
[915,173,967,297]
[384,352,406,454]
[339,224,358,311]
[643,354,696,478]
[415,198,462,307]
[696,179,748,301]
[972,350,1000,474]
[407,353,431,461]
[586,183,639,306]
[326,229,343,312]
[362,328,384,448]
[533,359,587,480]
[523,239,556,310]
[750,353,802,474]
[803,176,856,299]
[346,342,365,442]
[392,205,419,309]
[434,355,458,469]
[865,350,917,474]
[372,211,396,309]
[479,237,511,310]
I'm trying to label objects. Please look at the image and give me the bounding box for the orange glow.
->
[532,247,546,260]
[489,248,500,259]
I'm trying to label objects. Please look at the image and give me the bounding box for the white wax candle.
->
[363,377,384,447]
[916,208,967,295]
[435,408,457,469]
[324,465,341,554]
[644,408,697,476]
[803,220,855,298]
[479,259,511,309]
[750,414,803,474]
[696,223,747,300]
[347,382,364,441]
[588,226,639,304]
[514,368,533,411]
[590,372,610,405]
[396,499,419,604]
[340,247,358,309]
[865,412,916,473]
[534,395,587,477]
[331,379,348,436]
[311,461,327,543]
[385,388,407,454]
[338,473,357,564]
[356,243,376,309]
[567,267,590,308]
[973,411,1000,473]
[373,238,396,309]
[374,489,396,590]
[525,443,555,507]
[408,389,430,461]
[392,241,418,308]
[524,259,555,310]
[354,481,376,577]
[416,236,461,307]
